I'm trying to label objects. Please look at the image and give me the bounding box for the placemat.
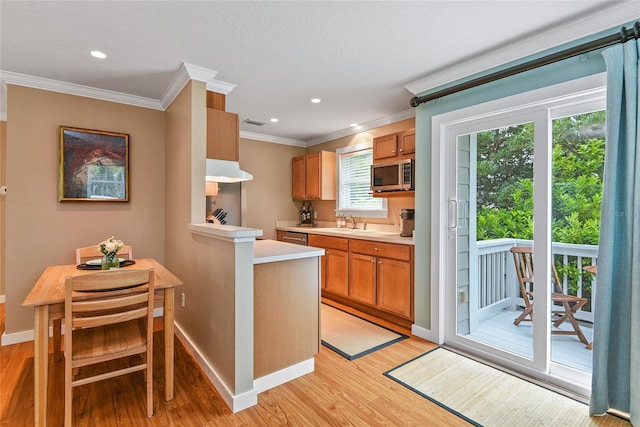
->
[76,260,136,270]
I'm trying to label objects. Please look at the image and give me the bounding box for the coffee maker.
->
[400,208,415,237]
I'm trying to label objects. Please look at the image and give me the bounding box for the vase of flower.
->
[101,253,120,270]
[98,236,124,270]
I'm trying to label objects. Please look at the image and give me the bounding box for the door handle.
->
[448,198,458,230]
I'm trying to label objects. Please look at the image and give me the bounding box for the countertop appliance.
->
[281,231,308,246]
[371,159,414,192]
[400,208,415,237]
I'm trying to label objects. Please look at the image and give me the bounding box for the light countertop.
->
[275,221,414,245]
[254,239,325,264]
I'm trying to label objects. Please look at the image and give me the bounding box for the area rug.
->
[321,304,407,360]
[385,347,623,427]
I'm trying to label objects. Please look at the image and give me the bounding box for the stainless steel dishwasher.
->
[281,230,308,245]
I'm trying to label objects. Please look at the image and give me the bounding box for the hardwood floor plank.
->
[1,307,469,426]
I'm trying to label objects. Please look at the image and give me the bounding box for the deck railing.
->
[476,239,598,323]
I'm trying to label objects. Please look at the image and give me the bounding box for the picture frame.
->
[59,126,129,201]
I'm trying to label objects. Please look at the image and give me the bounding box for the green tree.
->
[476,111,605,246]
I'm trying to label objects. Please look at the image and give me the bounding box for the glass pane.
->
[550,110,605,372]
[457,122,535,360]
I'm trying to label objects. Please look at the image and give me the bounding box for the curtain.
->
[590,37,639,424]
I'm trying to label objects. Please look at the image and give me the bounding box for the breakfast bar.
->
[185,224,324,412]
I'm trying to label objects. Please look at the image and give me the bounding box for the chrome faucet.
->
[344,215,357,230]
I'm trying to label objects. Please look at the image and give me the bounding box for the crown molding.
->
[0,70,163,110]
[207,79,236,95]
[305,108,415,147]
[160,62,219,109]
[240,131,307,147]
[405,1,640,96]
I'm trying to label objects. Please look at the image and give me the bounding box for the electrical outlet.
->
[181,293,186,308]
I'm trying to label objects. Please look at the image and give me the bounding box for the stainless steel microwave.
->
[371,159,415,192]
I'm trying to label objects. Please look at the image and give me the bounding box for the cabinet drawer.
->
[349,240,410,261]
[308,234,349,251]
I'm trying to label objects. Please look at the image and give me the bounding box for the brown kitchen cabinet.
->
[308,234,348,297]
[348,239,413,320]
[206,90,240,162]
[373,128,415,163]
[292,151,336,200]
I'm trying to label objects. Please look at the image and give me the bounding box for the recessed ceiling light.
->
[270,118,279,123]
[90,50,107,59]
[311,98,322,104]
[350,123,358,127]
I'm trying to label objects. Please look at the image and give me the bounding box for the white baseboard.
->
[254,358,314,393]
[173,321,258,413]
[1,308,165,347]
[173,321,314,413]
[0,295,5,303]
[411,323,438,343]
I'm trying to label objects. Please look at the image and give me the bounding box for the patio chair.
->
[510,246,589,346]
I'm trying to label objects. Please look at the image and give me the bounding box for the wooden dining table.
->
[22,258,183,427]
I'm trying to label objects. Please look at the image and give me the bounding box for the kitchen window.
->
[336,142,387,218]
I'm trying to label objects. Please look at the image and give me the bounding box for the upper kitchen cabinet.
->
[206,91,239,161]
[292,151,336,200]
[373,128,415,163]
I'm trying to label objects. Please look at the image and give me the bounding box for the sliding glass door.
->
[436,75,605,395]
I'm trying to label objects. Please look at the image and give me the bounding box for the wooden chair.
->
[64,268,155,426]
[510,246,589,346]
[75,244,134,264]
[53,244,136,362]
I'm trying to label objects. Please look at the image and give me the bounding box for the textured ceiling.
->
[0,1,636,144]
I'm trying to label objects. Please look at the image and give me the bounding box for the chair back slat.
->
[73,307,149,329]
[72,292,149,313]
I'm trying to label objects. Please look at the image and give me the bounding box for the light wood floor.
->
[0,303,471,426]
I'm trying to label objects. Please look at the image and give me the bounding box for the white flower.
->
[99,236,124,256]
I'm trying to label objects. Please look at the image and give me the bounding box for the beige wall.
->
[240,138,305,239]
[308,117,416,226]
[4,85,166,335]
[1,120,6,298]
[167,81,253,396]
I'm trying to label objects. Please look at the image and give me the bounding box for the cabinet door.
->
[398,129,415,156]
[349,253,376,305]
[305,152,322,199]
[377,258,412,318]
[373,134,399,161]
[292,155,306,200]
[325,249,349,296]
[207,109,239,161]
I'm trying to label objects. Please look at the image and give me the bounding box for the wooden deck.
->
[466,308,593,373]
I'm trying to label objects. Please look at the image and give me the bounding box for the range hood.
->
[205,159,253,183]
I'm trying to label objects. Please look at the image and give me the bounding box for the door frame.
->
[430,73,606,396]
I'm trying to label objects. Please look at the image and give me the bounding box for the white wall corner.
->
[174,321,258,412]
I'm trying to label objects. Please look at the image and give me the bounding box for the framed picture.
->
[59,126,129,201]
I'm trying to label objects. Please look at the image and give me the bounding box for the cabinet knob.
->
[399,148,403,152]
[374,247,379,251]
[378,261,382,265]
[371,259,375,263]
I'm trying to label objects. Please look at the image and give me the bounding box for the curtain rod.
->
[409,21,640,108]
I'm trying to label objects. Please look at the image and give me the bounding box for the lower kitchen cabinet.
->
[349,253,377,305]
[349,239,413,321]
[377,257,412,318]
[279,230,414,326]
[308,234,349,297]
